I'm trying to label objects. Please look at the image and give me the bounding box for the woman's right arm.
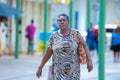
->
[36,47,53,78]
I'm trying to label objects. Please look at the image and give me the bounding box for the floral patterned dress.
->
[47,29,82,80]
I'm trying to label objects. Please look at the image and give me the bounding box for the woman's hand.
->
[36,67,42,78]
[87,60,93,72]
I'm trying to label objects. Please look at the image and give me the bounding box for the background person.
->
[94,27,98,55]
[36,13,93,79]
[86,23,96,56]
[111,26,120,63]
[26,19,36,55]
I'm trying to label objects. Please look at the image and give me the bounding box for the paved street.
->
[0,49,120,80]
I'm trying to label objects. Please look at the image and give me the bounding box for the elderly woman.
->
[36,13,93,80]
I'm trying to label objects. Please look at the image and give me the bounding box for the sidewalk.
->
[0,50,120,80]
[80,49,120,80]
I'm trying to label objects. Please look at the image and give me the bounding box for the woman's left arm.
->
[84,45,93,72]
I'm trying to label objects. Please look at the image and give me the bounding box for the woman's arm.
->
[81,37,93,72]
[36,47,53,78]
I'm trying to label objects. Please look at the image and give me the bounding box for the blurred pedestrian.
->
[36,13,93,79]
[86,23,96,56]
[52,18,59,31]
[111,26,120,63]
[26,19,36,55]
[94,27,98,55]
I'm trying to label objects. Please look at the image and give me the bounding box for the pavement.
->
[0,49,120,80]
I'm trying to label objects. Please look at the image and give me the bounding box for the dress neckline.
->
[57,28,71,37]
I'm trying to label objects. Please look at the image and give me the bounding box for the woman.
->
[36,13,93,80]
[111,26,120,63]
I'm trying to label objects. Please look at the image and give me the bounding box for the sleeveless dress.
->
[47,29,82,80]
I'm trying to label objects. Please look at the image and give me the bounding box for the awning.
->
[0,2,22,17]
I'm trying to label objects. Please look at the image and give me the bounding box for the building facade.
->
[0,0,120,54]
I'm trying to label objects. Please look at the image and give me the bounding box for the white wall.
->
[0,0,7,3]
[106,0,120,24]
[50,3,69,29]
[50,0,87,32]
[74,0,87,31]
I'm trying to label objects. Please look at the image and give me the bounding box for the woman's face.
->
[57,16,69,30]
